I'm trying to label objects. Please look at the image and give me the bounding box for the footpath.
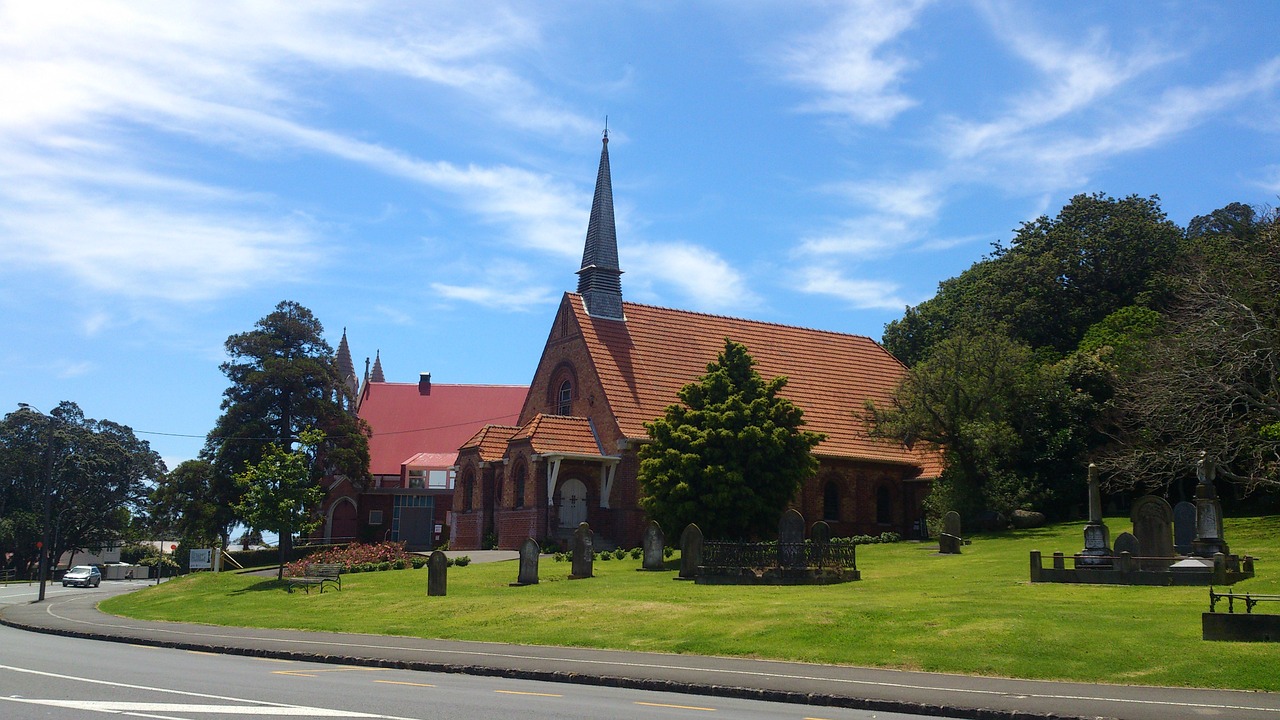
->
[3,581,1279,720]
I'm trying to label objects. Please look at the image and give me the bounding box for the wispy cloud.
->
[625,241,759,313]
[430,261,560,312]
[795,266,911,311]
[776,0,928,125]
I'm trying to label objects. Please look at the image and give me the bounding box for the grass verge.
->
[100,515,1280,690]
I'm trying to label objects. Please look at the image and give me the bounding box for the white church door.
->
[559,478,588,528]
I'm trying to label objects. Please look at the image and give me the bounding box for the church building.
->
[449,132,941,550]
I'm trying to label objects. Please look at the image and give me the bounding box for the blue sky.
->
[3,1,1279,470]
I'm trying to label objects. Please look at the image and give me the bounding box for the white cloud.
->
[777,0,928,125]
[430,261,560,312]
[624,241,759,313]
[795,266,911,310]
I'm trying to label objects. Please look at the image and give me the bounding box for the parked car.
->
[62,565,102,588]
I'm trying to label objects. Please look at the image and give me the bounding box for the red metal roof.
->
[358,382,527,475]
[568,294,943,477]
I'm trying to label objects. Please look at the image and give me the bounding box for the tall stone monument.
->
[512,537,540,586]
[641,521,665,571]
[1078,463,1112,565]
[427,550,448,596]
[1192,452,1230,557]
[570,522,594,579]
[678,523,703,580]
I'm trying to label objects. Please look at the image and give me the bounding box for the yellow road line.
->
[634,701,717,711]
[375,680,437,688]
[494,690,563,698]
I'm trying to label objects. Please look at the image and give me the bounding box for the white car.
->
[62,565,102,588]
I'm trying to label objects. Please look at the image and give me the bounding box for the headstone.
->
[1192,452,1230,557]
[512,537,539,586]
[641,521,665,571]
[1113,531,1140,558]
[810,521,831,546]
[427,550,448,596]
[1079,464,1111,565]
[1130,496,1174,561]
[570,522,594,579]
[942,511,962,538]
[678,523,702,580]
[1173,501,1196,555]
[777,508,805,568]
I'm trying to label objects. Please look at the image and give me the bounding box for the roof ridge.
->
[568,292,881,344]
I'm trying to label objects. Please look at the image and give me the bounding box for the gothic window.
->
[557,380,572,415]
[876,484,893,525]
[462,469,475,511]
[823,480,840,521]
[513,462,526,509]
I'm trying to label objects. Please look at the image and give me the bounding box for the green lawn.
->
[100,515,1280,690]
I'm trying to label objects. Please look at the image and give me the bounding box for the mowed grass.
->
[100,515,1280,690]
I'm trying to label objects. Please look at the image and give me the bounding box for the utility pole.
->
[19,404,56,603]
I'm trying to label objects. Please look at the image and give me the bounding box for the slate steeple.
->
[335,328,359,411]
[371,350,386,383]
[576,129,624,320]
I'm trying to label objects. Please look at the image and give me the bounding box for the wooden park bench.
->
[285,563,343,594]
[1209,587,1280,614]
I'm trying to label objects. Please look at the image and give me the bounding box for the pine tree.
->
[638,340,824,540]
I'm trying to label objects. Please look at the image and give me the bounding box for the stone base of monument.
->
[1203,612,1280,642]
[1030,550,1255,586]
[695,566,860,585]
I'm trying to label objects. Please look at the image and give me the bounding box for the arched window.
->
[513,462,526,509]
[823,480,840,521]
[462,469,475,511]
[557,380,572,415]
[876,485,893,525]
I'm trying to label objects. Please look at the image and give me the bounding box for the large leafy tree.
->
[638,340,824,540]
[204,301,370,554]
[234,429,327,579]
[884,193,1181,365]
[0,402,163,578]
[1099,207,1280,493]
[149,459,229,548]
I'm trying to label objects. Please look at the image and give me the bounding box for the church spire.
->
[335,328,359,411]
[370,350,385,383]
[576,128,624,319]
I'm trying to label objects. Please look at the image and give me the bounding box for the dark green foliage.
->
[149,459,229,548]
[234,429,328,579]
[638,340,824,540]
[0,402,163,579]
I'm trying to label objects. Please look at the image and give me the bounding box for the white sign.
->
[189,548,212,569]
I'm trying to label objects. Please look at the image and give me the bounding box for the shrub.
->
[453,556,471,567]
[411,556,427,569]
[629,547,643,560]
[553,552,567,562]
[282,541,413,577]
[613,548,627,560]
[481,532,498,550]
[663,546,675,558]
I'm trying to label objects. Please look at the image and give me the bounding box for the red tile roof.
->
[459,425,520,462]
[512,414,608,456]
[568,294,943,476]
[358,382,527,475]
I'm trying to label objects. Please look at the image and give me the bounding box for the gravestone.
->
[678,523,703,580]
[427,550,448,596]
[1078,463,1112,565]
[512,537,540,586]
[777,509,806,568]
[1173,501,1196,555]
[1192,452,1229,557]
[570,522,594,579]
[1113,531,1140,557]
[641,521,665,571]
[1131,495,1174,565]
[810,521,831,547]
[939,510,962,554]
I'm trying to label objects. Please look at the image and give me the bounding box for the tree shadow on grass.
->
[229,579,290,595]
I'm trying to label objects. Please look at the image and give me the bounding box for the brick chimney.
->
[418,372,432,395]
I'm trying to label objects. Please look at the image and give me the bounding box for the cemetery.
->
[1030,459,1256,586]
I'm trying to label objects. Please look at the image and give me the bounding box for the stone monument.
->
[1173,501,1196,555]
[427,550,448,596]
[512,537,540,586]
[777,508,805,568]
[570,522,594,579]
[939,510,962,554]
[1078,463,1112,565]
[641,521,665,571]
[678,523,703,580]
[1191,452,1229,557]
[1112,531,1140,557]
[1131,495,1174,568]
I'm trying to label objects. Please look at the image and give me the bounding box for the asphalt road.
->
[3,579,1279,720]
[0,603,952,720]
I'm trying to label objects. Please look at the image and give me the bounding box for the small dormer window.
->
[557,380,572,415]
